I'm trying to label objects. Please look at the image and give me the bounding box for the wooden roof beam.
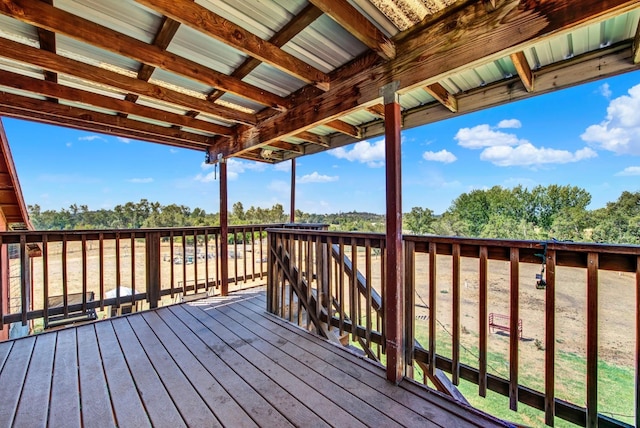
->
[137,0,330,91]
[323,120,361,138]
[208,3,323,102]
[236,0,639,152]
[0,93,214,149]
[0,37,256,125]
[309,0,395,60]
[510,51,534,92]
[423,83,458,112]
[0,0,290,110]
[37,0,57,102]
[0,70,233,136]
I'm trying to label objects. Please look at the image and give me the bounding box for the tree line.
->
[27,185,640,245]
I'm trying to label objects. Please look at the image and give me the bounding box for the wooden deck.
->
[0,288,510,428]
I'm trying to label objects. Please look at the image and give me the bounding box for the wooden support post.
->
[220,159,229,296]
[381,81,404,384]
[145,232,161,309]
[290,158,296,223]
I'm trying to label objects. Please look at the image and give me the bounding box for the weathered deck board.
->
[0,289,510,428]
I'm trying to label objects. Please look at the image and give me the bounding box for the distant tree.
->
[404,207,435,234]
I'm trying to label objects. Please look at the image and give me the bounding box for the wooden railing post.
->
[145,231,161,309]
[220,159,229,296]
[381,80,404,384]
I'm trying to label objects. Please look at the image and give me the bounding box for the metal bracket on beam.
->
[379,81,400,105]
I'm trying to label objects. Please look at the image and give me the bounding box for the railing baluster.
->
[365,238,372,349]
[509,247,519,411]
[636,255,640,428]
[62,234,69,318]
[297,234,303,326]
[215,231,220,289]
[204,230,209,293]
[404,240,415,379]
[130,233,136,305]
[479,245,488,397]
[350,240,358,342]
[115,232,121,309]
[452,243,461,385]
[234,229,238,285]
[326,235,332,332]
[169,230,175,298]
[193,230,198,293]
[306,234,312,330]
[82,235,87,315]
[19,234,27,326]
[428,241,437,377]
[586,252,598,428]
[0,236,4,330]
[545,249,556,426]
[259,227,264,279]
[379,239,385,358]
[98,233,103,310]
[41,236,48,325]
[251,227,256,282]
[242,227,247,283]
[339,237,345,336]
[182,231,187,296]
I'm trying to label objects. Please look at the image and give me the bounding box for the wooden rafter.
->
[137,0,330,91]
[634,16,640,64]
[0,93,212,149]
[309,0,395,60]
[423,83,458,112]
[0,0,290,110]
[235,0,640,152]
[0,70,233,135]
[510,51,534,92]
[267,141,304,154]
[122,16,182,112]
[294,131,330,147]
[208,3,323,103]
[323,120,361,138]
[366,104,385,118]
[37,0,57,102]
[0,37,256,125]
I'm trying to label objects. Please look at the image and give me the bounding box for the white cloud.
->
[581,83,640,155]
[599,83,612,98]
[497,119,522,129]
[615,166,640,176]
[66,142,72,148]
[329,139,385,167]
[117,137,131,144]
[422,149,457,163]
[455,124,521,149]
[268,180,290,195]
[169,148,178,154]
[480,144,597,166]
[127,177,153,183]
[78,135,104,142]
[274,161,292,172]
[298,172,339,184]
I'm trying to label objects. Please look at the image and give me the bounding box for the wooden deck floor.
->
[0,289,510,428]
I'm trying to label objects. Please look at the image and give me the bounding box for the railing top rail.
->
[267,228,385,241]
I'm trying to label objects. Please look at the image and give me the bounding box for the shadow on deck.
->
[0,288,510,427]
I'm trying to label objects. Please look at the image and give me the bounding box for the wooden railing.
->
[0,223,327,333]
[267,228,640,428]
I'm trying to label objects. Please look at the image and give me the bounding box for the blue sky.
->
[4,70,640,215]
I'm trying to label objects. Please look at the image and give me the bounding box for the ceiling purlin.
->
[137,0,330,91]
[309,0,396,60]
[232,0,640,155]
[0,0,290,110]
[121,16,182,116]
[0,92,213,149]
[207,3,324,103]
[0,37,256,125]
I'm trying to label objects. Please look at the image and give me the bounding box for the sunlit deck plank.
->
[0,336,35,428]
[125,314,221,427]
[181,302,368,427]
[153,307,293,427]
[49,329,81,428]
[139,310,258,427]
[169,304,330,427]
[12,334,55,427]
[76,324,117,428]
[244,293,505,427]
[94,321,150,428]
[110,317,186,427]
